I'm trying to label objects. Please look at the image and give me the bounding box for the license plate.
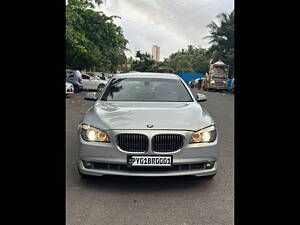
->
[127,155,173,167]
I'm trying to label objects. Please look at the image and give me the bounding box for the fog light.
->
[83,160,92,168]
[205,161,215,169]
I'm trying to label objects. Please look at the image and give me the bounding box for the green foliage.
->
[169,54,194,73]
[131,51,156,72]
[161,45,210,74]
[161,11,234,76]
[66,0,128,72]
[66,2,234,77]
[205,10,234,76]
[224,48,234,77]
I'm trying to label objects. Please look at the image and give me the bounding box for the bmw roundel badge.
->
[146,124,154,128]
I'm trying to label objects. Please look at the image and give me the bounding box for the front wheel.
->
[74,85,80,93]
[203,173,216,179]
[78,168,89,179]
[97,84,105,92]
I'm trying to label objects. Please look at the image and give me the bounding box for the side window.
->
[82,75,90,80]
[66,72,74,79]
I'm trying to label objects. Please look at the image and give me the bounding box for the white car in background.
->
[95,72,110,81]
[66,81,74,95]
[81,74,108,91]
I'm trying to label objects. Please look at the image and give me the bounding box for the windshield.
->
[101,78,193,102]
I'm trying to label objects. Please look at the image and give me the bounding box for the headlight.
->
[80,124,110,142]
[190,125,217,143]
[210,80,215,84]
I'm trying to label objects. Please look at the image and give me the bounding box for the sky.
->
[96,0,234,60]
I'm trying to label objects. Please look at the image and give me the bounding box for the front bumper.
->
[209,84,227,90]
[78,129,219,177]
[78,160,217,177]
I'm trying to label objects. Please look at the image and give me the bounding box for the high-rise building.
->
[152,45,160,61]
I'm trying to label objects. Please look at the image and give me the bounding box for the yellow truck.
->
[203,61,228,91]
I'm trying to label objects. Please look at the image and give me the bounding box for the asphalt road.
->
[66,88,234,225]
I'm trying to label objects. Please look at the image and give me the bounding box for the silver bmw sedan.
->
[78,72,218,179]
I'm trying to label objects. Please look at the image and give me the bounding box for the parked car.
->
[66,69,84,93]
[66,82,74,95]
[81,74,108,91]
[78,72,219,179]
[86,72,98,79]
[87,72,102,78]
[105,73,114,79]
[87,72,110,81]
[194,78,203,89]
[95,72,110,81]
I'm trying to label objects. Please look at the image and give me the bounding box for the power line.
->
[110,0,183,21]
[118,0,184,28]
[124,0,223,36]
[104,0,184,28]
[102,0,149,19]
[99,0,225,57]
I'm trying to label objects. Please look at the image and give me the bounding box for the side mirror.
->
[84,92,98,101]
[196,93,207,102]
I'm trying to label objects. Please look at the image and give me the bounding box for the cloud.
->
[97,0,234,60]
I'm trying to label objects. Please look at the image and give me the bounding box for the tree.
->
[205,11,234,56]
[169,54,195,73]
[162,46,210,74]
[66,0,128,72]
[163,11,234,76]
[205,12,234,54]
[131,51,156,72]
[224,48,234,77]
[205,10,234,76]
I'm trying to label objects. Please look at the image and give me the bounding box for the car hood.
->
[83,101,214,131]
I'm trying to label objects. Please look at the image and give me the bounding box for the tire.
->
[97,84,105,92]
[78,168,89,179]
[74,85,80,93]
[203,173,216,179]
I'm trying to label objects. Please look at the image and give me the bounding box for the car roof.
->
[113,72,180,79]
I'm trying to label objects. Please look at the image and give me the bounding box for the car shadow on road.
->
[79,175,216,193]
